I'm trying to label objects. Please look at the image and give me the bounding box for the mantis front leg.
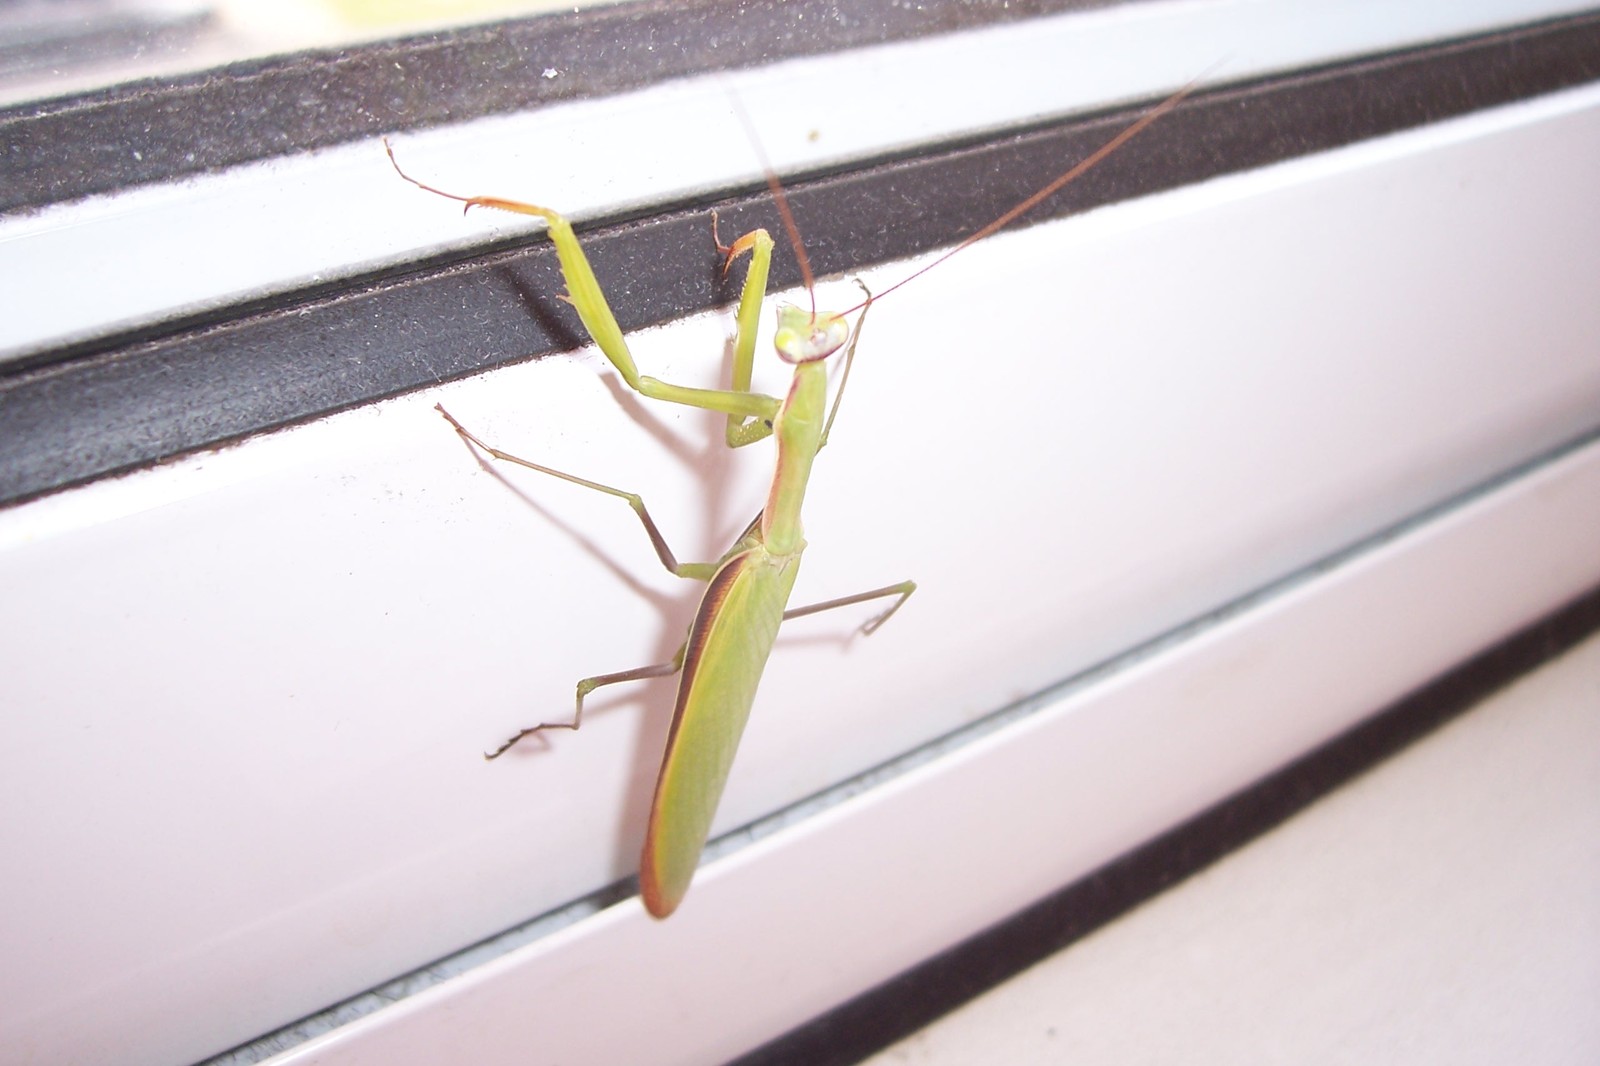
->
[713,213,779,447]
[540,207,782,429]
[387,143,781,437]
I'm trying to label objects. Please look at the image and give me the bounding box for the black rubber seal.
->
[2,10,1598,508]
[0,0,1123,215]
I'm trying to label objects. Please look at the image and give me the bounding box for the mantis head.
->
[773,304,850,364]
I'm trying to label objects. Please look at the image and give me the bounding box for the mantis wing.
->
[640,545,802,918]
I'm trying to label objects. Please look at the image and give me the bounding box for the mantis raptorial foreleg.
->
[713,213,779,448]
[386,142,781,431]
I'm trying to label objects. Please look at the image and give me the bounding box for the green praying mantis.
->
[387,82,1191,918]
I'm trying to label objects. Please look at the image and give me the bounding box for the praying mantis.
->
[387,82,1191,919]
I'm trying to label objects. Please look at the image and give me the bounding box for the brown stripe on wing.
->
[656,547,757,771]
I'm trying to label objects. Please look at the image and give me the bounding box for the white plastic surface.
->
[857,627,1600,1065]
[260,406,1600,1066]
[2,80,1599,1066]
[1,0,1595,362]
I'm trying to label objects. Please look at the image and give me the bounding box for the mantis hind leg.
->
[480,577,914,759]
[783,579,917,635]
[484,644,688,759]
[437,404,720,582]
